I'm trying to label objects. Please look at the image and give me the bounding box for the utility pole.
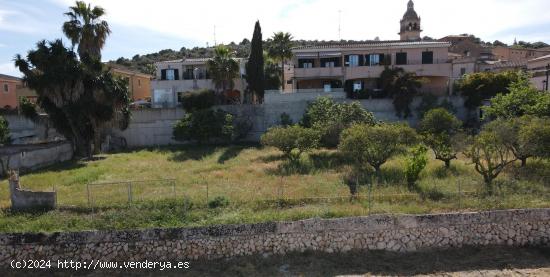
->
[214,25,217,46]
[338,10,342,41]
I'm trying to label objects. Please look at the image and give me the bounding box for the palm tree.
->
[62,1,111,61]
[268,32,293,90]
[207,45,240,99]
[380,67,423,118]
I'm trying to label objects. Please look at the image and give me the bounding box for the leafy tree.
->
[245,21,265,103]
[484,116,550,167]
[268,32,293,90]
[339,123,417,177]
[207,45,240,96]
[416,93,456,119]
[181,89,215,113]
[0,116,9,145]
[301,97,376,147]
[15,40,130,158]
[483,80,550,119]
[464,128,516,193]
[260,125,320,163]
[62,1,111,61]
[279,113,293,127]
[173,109,234,144]
[419,108,463,168]
[456,71,527,110]
[380,67,422,118]
[404,145,428,190]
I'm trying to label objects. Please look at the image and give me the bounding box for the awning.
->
[295,53,318,58]
[319,52,342,57]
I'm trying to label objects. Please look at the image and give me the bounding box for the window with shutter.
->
[396,53,407,65]
[161,69,167,80]
[422,51,433,64]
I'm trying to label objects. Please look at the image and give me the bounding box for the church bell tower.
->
[399,0,422,41]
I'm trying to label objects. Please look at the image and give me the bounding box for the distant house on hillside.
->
[528,54,550,91]
[151,58,246,108]
[0,74,21,109]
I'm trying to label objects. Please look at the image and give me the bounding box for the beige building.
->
[110,66,153,101]
[492,46,550,62]
[284,0,452,96]
[528,54,550,91]
[152,58,246,108]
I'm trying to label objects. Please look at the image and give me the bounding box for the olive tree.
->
[339,123,417,177]
[464,128,516,194]
[261,125,320,163]
[419,108,463,168]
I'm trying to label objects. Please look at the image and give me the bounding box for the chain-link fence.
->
[76,175,550,214]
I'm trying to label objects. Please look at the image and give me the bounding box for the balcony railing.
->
[266,88,345,94]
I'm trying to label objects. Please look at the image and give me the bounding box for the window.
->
[396,52,407,65]
[2,84,8,93]
[161,69,179,80]
[422,51,434,64]
[353,81,362,92]
[321,57,341,68]
[367,54,381,66]
[460,68,466,76]
[138,79,141,87]
[298,59,315,68]
[177,92,184,103]
[348,55,359,67]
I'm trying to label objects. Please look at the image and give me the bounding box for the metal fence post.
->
[87,184,91,206]
[128,183,133,204]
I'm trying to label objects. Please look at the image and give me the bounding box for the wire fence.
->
[75,175,550,214]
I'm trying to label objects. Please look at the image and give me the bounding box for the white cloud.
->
[49,0,550,46]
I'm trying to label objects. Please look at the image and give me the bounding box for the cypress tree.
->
[245,21,265,103]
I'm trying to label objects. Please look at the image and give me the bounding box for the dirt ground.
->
[3,246,550,276]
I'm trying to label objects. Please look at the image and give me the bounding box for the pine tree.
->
[245,21,265,103]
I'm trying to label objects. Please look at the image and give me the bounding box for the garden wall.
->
[1,209,549,266]
[0,142,73,176]
[112,95,470,147]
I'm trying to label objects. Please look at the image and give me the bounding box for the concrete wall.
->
[112,94,468,147]
[4,115,60,144]
[1,209,548,266]
[0,142,73,176]
[8,172,56,211]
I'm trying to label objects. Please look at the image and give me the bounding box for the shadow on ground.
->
[5,246,550,276]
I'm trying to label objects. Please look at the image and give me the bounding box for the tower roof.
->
[403,0,419,20]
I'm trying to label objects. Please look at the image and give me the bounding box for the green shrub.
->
[416,94,457,121]
[260,125,320,162]
[279,113,293,126]
[404,145,428,190]
[0,115,9,145]
[19,97,39,122]
[208,196,229,208]
[339,123,417,176]
[301,97,376,147]
[173,109,234,144]
[181,89,216,113]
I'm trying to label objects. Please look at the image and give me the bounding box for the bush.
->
[0,115,9,145]
[419,108,463,168]
[208,196,229,208]
[279,113,293,126]
[173,109,234,144]
[181,89,216,113]
[339,123,417,176]
[301,97,376,147]
[404,145,428,190]
[260,125,320,162]
[416,94,457,119]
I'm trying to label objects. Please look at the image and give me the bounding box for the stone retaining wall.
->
[1,209,549,266]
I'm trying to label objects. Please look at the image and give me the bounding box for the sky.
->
[1,0,550,77]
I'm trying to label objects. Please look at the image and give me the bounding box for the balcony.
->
[345,66,386,80]
[397,59,452,77]
[293,67,343,79]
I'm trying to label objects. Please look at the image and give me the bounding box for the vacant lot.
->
[1,144,549,232]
